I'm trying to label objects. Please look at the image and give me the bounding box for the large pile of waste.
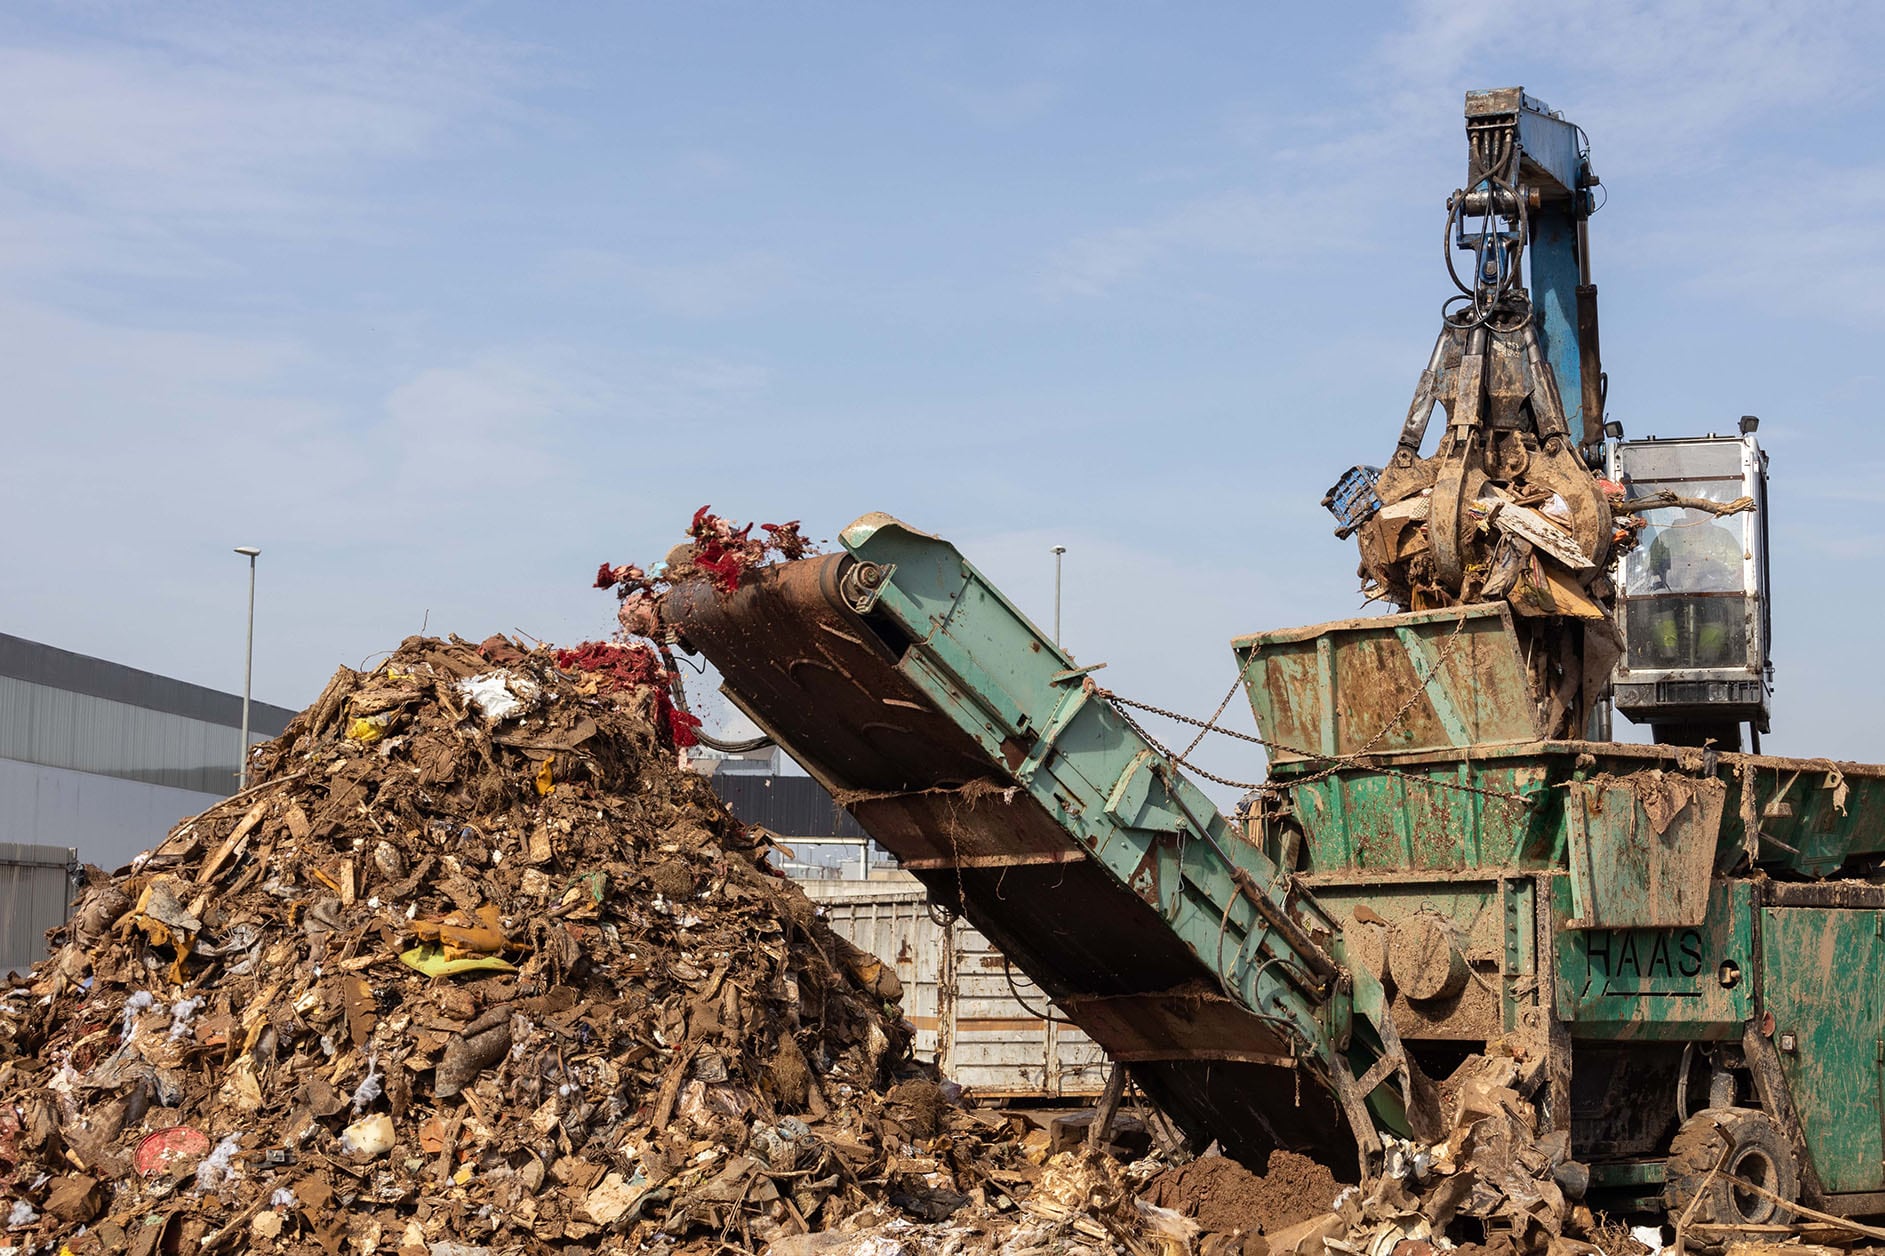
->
[0,634,1044,1255]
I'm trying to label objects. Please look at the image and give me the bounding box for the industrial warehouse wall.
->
[0,842,76,975]
[802,878,1108,1099]
[705,771,869,838]
[0,757,221,872]
[0,672,267,795]
[0,757,214,981]
[0,632,297,970]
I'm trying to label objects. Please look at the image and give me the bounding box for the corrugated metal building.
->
[705,772,868,840]
[696,751,892,878]
[0,843,79,977]
[0,632,294,970]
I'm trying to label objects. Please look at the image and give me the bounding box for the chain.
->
[1092,611,1534,808]
[1346,608,1473,761]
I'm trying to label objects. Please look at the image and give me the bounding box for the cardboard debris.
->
[0,635,1062,1254]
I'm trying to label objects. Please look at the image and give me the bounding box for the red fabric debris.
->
[594,507,815,607]
[554,642,700,749]
[584,507,815,746]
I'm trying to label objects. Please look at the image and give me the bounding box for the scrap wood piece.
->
[651,1049,695,1130]
[1478,498,1594,571]
[409,903,520,955]
[1614,492,1756,518]
[195,798,272,886]
[153,771,310,858]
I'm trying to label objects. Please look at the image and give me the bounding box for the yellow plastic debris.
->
[346,714,393,743]
[398,944,518,978]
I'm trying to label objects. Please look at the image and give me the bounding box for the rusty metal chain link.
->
[1093,610,1535,808]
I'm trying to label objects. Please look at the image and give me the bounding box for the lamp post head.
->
[234,546,261,558]
[1051,545,1066,556]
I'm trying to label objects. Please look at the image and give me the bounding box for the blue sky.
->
[4,2,1883,791]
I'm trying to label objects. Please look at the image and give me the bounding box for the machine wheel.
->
[1663,1107,1798,1233]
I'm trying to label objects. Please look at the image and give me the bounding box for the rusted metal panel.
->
[1564,775,1722,928]
[1270,729,1885,885]
[1761,906,1885,1194]
[1303,878,1508,1042]
[1282,756,1554,874]
[1057,990,1300,1066]
[1234,604,1548,764]
[1765,882,1885,909]
[1553,879,1752,1040]
[898,850,1085,871]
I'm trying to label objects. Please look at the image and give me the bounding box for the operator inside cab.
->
[1635,507,1747,668]
[1636,505,1749,671]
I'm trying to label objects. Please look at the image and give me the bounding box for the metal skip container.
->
[798,877,1108,1100]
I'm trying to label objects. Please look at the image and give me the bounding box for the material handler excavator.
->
[661,91,1878,1237]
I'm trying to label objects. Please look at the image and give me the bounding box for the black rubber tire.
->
[1663,1107,1799,1232]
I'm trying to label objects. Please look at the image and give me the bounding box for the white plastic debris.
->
[456,671,537,723]
[340,1112,396,1159]
[270,1187,297,1209]
[195,1134,244,1191]
[120,990,155,1041]
[1631,1225,1669,1255]
[168,995,205,1040]
[6,1200,36,1228]
[351,1056,384,1114]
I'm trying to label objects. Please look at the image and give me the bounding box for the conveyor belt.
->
[665,514,1423,1172]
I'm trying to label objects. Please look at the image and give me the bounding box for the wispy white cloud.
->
[1632,161,1885,327]
[0,286,774,692]
[1041,0,1885,301]
[542,248,798,318]
[0,292,767,544]
[1040,190,1304,298]
[1377,0,1883,175]
[0,11,528,264]
[372,344,770,523]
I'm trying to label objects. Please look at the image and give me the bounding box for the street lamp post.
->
[1051,545,1066,646]
[234,546,260,791]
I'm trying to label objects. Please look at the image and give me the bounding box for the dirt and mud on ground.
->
[1146,1149,1338,1241]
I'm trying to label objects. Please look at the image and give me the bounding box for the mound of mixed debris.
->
[0,635,1045,1255]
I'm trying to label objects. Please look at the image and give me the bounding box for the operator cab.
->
[1608,422,1772,750]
